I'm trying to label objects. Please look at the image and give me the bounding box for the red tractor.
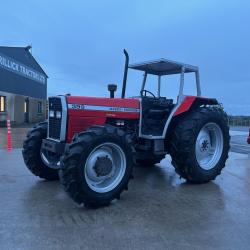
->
[22,50,230,207]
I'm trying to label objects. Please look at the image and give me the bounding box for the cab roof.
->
[129,58,198,76]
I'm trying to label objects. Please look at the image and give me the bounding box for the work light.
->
[56,111,62,119]
[49,110,54,118]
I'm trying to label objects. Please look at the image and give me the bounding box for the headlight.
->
[49,110,54,118]
[56,111,62,119]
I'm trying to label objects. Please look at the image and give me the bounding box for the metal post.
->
[141,72,147,92]
[178,67,185,103]
[157,75,161,97]
[195,70,201,96]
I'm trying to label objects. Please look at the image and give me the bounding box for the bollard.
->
[6,119,12,152]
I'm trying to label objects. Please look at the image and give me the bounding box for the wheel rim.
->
[40,149,60,169]
[195,122,224,170]
[84,142,126,193]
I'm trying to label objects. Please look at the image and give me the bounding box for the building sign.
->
[0,52,46,84]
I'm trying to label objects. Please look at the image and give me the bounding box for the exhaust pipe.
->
[108,84,117,98]
[121,49,129,98]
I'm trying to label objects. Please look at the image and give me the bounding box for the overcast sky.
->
[0,0,249,115]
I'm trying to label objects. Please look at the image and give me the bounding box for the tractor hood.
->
[66,96,140,142]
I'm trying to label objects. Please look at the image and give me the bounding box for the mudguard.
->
[174,96,218,117]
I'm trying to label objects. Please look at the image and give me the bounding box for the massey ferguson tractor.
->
[22,50,230,207]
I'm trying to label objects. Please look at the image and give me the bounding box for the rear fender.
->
[173,96,218,117]
[164,96,219,145]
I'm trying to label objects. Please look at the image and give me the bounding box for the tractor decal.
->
[68,103,140,113]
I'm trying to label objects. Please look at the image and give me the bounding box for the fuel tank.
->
[66,96,140,142]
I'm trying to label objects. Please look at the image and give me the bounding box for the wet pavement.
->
[0,149,250,250]
[0,124,35,150]
[230,130,250,154]
[0,127,30,150]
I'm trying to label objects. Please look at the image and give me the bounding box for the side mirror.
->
[108,84,117,98]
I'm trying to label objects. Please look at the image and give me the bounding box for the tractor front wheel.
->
[169,107,230,183]
[60,125,134,207]
[22,122,59,180]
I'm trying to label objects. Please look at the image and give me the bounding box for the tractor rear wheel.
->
[60,125,134,207]
[22,122,59,180]
[169,107,230,183]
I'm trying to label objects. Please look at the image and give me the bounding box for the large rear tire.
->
[169,107,230,183]
[22,122,59,180]
[60,125,134,207]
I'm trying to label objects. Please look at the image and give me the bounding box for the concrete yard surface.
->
[0,149,250,250]
[230,129,250,154]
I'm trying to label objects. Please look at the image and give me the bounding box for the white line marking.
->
[68,104,140,113]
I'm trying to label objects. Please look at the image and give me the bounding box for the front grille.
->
[48,97,62,140]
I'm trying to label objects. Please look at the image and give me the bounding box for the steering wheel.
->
[140,90,156,98]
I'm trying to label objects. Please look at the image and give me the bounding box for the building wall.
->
[28,97,46,123]
[13,94,24,124]
[0,46,47,126]
[0,91,46,126]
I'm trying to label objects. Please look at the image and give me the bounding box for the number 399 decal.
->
[70,104,85,110]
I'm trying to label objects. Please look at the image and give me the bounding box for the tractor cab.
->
[122,50,201,138]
